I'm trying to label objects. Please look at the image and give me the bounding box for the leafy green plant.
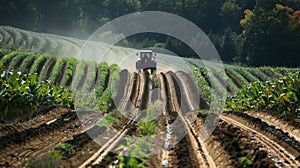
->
[138,103,160,136]
[0,70,74,122]
[117,137,153,168]
[152,74,159,88]
[74,92,98,111]
[99,109,122,127]
[225,71,300,119]
[55,143,77,157]
[239,156,253,167]
[211,67,239,93]
[247,68,272,81]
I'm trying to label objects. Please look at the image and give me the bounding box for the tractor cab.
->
[136,50,157,73]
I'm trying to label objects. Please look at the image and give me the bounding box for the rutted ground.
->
[0,71,299,168]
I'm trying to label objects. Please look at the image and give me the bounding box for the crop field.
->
[0,26,300,167]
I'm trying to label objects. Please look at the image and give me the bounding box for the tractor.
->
[136,50,157,74]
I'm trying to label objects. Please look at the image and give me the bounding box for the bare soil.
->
[0,71,299,167]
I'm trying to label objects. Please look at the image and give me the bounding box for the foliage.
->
[95,62,109,98]
[225,67,249,86]
[38,56,56,82]
[74,92,98,111]
[71,61,86,90]
[0,70,74,121]
[98,109,122,127]
[138,103,159,136]
[7,52,29,72]
[118,137,154,168]
[54,143,77,158]
[60,58,77,86]
[192,67,211,102]
[82,62,97,91]
[98,64,120,113]
[19,54,37,74]
[233,67,259,83]
[48,57,67,85]
[239,156,253,167]
[241,1,300,66]
[29,55,49,75]
[0,51,19,68]
[225,71,300,119]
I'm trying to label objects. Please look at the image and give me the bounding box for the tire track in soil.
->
[93,71,151,167]
[58,70,134,167]
[146,73,169,168]
[55,70,130,167]
[78,71,150,167]
[0,109,84,167]
[177,72,235,168]
[103,72,155,168]
[154,72,214,168]
[220,114,300,167]
[168,72,216,168]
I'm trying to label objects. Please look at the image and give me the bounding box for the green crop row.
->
[82,62,97,92]
[0,51,19,68]
[98,64,120,113]
[7,52,29,72]
[246,68,272,81]
[19,54,37,74]
[95,62,109,98]
[0,49,12,59]
[0,69,74,122]
[211,67,240,93]
[60,58,77,87]
[225,71,300,120]
[71,61,87,91]
[48,57,67,85]
[38,56,56,82]
[233,67,259,83]
[225,68,249,87]
[192,68,211,102]
[29,55,48,75]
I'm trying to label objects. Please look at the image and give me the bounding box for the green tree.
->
[241,0,300,66]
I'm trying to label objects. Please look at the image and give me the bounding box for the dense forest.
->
[1,0,300,67]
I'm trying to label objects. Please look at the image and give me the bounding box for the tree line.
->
[0,0,299,67]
